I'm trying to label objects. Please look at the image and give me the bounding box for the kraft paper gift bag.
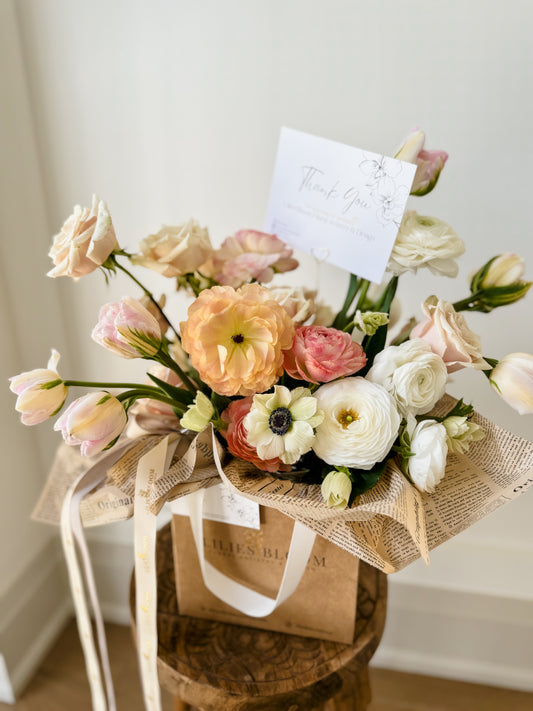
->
[172,502,359,644]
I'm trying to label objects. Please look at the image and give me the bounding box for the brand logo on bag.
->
[204,537,327,567]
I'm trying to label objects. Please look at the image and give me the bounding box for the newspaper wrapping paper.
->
[34,394,533,574]
[31,394,533,711]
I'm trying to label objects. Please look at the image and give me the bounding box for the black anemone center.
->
[232,334,244,343]
[268,407,292,435]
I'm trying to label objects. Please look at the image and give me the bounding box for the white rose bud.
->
[408,420,448,493]
[321,471,352,510]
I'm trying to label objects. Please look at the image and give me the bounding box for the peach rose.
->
[202,229,298,288]
[410,296,489,373]
[131,220,213,277]
[47,195,118,278]
[180,283,294,396]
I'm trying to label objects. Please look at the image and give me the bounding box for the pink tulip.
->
[54,391,127,456]
[9,350,68,425]
[395,128,448,196]
[91,296,162,358]
[283,326,367,384]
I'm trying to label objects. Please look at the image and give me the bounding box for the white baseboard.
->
[372,579,533,692]
[0,539,72,700]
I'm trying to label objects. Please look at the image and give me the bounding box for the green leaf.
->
[147,373,195,406]
[348,457,389,503]
[360,276,398,374]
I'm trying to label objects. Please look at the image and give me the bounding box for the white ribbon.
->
[60,440,136,711]
[171,486,317,618]
[133,435,179,711]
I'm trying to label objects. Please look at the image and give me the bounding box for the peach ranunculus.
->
[221,397,290,473]
[47,195,118,279]
[180,284,294,396]
[202,229,298,288]
[131,220,213,277]
[410,296,489,373]
[284,326,367,384]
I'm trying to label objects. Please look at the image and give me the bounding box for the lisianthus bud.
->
[54,392,127,456]
[180,391,214,432]
[354,310,389,336]
[9,349,68,425]
[469,254,531,310]
[92,297,162,358]
[395,129,448,196]
[489,353,533,415]
[442,415,485,454]
[321,470,352,510]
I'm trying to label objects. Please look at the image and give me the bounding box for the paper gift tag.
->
[265,127,416,283]
[171,483,260,530]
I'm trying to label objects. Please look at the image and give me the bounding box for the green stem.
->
[116,389,186,415]
[353,279,370,313]
[333,274,359,329]
[452,292,484,312]
[112,257,181,340]
[64,379,163,393]
[156,349,199,394]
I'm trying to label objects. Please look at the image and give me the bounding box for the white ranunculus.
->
[387,211,465,277]
[312,377,401,470]
[408,419,448,493]
[366,339,447,416]
[321,471,352,509]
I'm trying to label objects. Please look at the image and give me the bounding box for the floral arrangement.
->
[9,129,533,513]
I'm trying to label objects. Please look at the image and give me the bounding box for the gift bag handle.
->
[171,488,317,618]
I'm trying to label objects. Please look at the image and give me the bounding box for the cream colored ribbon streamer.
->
[60,440,136,711]
[133,435,179,711]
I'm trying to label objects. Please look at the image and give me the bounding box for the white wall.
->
[3,0,533,694]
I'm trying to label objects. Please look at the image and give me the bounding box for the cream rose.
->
[408,420,448,493]
[269,286,317,324]
[312,378,401,470]
[131,220,213,277]
[367,339,447,415]
[47,195,118,278]
[410,296,489,373]
[387,211,465,278]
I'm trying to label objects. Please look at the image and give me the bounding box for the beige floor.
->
[2,620,532,711]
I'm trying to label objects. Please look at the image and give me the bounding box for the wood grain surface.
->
[130,523,387,710]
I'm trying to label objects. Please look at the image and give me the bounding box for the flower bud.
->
[92,297,162,358]
[321,470,352,510]
[354,310,389,336]
[408,420,448,493]
[469,254,531,310]
[54,391,127,456]
[9,350,68,425]
[180,391,214,432]
[395,129,448,196]
[442,415,485,454]
[490,353,533,415]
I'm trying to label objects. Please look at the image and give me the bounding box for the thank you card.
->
[265,128,416,283]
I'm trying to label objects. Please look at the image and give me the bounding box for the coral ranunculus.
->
[284,326,367,383]
[180,284,294,396]
[222,398,289,473]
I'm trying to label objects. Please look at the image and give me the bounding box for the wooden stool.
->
[131,524,387,711]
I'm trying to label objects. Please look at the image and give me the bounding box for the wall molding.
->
[0,539,72,699]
